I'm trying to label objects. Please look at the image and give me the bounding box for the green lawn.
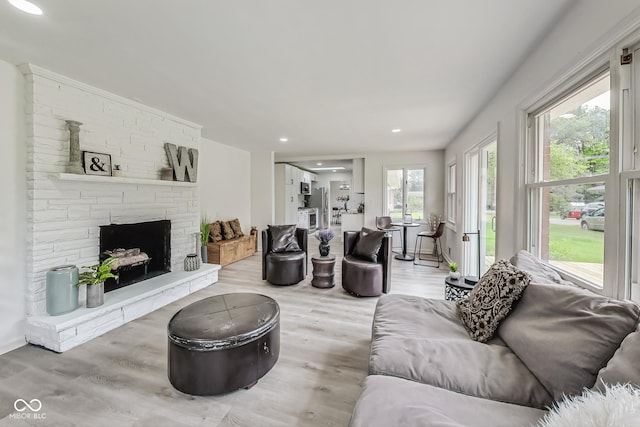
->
[484,215,603,263]
[548,222,604,263]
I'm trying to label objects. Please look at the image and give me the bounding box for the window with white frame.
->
[447,163,456,224]
[526,70,610,288]
[384,167,425,221]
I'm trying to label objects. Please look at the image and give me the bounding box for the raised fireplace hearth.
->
[100,220,171,292]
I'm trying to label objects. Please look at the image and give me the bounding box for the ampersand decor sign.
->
[82,151,112,176]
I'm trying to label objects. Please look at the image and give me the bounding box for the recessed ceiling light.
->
[316,162,322,166]
[391,128,402,133]
[310,166,345,171]
[279,137,288,143]
[332,170,337,173]
[8,0,43,15]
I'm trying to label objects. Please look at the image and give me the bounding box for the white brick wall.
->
[22,64,203,316]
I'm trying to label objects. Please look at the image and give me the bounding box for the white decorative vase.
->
[449,271,460,280]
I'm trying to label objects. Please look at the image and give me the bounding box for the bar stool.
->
[413,222,445,267]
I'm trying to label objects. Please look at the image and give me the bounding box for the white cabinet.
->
[275,164,301,224]
[302,171,311,184]
[353,157,364,194]
[284,164,296,185]
[285,186,298,223]
[297,210,309,229]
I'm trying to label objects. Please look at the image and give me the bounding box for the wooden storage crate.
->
[207,233,257,266]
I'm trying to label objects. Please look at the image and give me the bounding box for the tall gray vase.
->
[201,245,208,264]
[86,282,104,308]
[46,265,79,316]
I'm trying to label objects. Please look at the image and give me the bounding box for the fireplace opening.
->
[99,220,171,292]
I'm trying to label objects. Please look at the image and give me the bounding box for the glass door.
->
[385,167,425,221]
[464,138,497,278]
[481,141,497,267]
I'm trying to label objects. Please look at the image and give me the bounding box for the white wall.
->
[250,152,275,248]
[444,1,640,266]
[0,60,27,354]
[199,138,251,231]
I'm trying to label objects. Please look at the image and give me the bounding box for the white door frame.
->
[463,134,497,278]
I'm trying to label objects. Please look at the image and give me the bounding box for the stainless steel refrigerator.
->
[308,187,329,229]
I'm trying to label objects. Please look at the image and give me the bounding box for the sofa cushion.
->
[353,227,385,262]
[510,250,573,286]
[221,221,235,240]
[209,221,223,243]
[229,218,244,237]
[594,324,640,391]
[349,375,547,427]
[268,224,301,252]
[498,283,640,401]
[457,259,531,342]
[369,294,552,408]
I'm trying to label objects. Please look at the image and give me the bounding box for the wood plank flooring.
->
[0,241,447,427]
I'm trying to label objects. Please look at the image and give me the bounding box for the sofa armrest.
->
[344,231,359,255]
[380,235,392,293]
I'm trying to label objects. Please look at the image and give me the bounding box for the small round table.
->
[390,222,421,261]
[311,255,336,288]
[444,276,477,301]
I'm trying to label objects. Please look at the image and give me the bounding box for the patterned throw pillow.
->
[209,221,223,243]
[221,221,235,240]
[457,259,531,342]
[229,218,244,237]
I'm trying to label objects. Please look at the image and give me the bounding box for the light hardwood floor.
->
[0,241,447,427]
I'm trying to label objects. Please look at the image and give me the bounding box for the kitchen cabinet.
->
[284,164,296,185]
[352,158,364,194]
[275,164,301,224]
[297,210,309,229]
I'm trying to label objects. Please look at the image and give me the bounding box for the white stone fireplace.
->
[22,65,219,352]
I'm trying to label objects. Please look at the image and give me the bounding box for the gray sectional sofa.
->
[349,251,640,427]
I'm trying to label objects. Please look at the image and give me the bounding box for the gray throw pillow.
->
[353,227,385,262]
[457,260,531,343]
[594,325,640,392]
[268,225,301,253]
[499,283,640,401]
[509,249,574,286]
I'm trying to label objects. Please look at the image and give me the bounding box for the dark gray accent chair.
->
[342,230,392,297]
[262,227,308,285]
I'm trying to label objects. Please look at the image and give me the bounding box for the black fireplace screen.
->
[99,220,171,292]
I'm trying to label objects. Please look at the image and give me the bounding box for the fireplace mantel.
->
[52,172,197,187]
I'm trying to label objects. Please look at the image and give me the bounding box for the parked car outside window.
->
[580,207,605,231]
[581,202,605,218]
[560,202,585,220]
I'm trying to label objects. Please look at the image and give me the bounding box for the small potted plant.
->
[448,262,460,280]
[314,228,335,257]
[79,257,118,308]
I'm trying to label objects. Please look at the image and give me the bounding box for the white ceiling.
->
[0,0,574,156]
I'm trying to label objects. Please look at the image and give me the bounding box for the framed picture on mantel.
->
[83,151,112,176]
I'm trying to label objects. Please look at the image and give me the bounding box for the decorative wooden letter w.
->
[164,143,199,182]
